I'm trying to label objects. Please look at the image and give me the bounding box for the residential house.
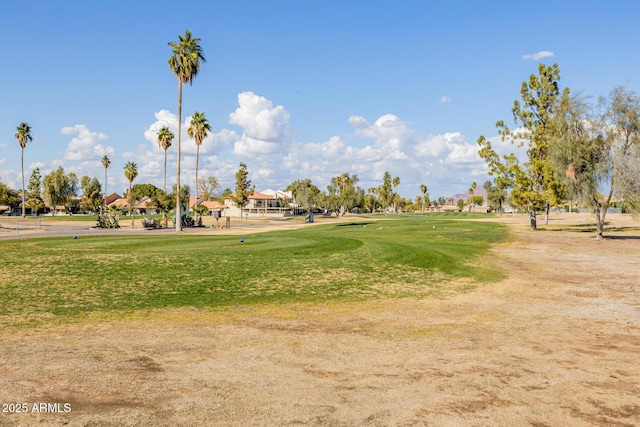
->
[107,197,130,212]
[136,197,159,215]
[104,193,122,206]
[224,190,296,217]
[189,197,228,217]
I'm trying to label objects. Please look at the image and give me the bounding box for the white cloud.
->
[142,110,239,192]
[522,51,554,61]
[61,125,115,161]
[438,96,452,103]
[230,92,293,160]
[348,115,370,129]
[20,93,497,200]
[143,110,179,148]
[28,161,47,170]
[144,110,237,157]
[277,114,488,197]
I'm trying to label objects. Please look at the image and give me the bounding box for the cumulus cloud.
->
[348,115,370,129]
[522,51,554,61]
[143,110,235,156]
[230,92,293,159]
[143,110,179,146]
[279,114,488,196]
[26,93,497,199]
[28,161,47,170]
[142,109,238,191]
[61,125,115,161]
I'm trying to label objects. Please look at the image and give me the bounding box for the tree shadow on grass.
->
[603,235,640,240]
[540,222,640,238]
[337,222,374,227]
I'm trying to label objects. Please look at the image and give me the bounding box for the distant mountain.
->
[448,187,488,204]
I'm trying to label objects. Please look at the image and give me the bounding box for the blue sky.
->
[1,0,639,200]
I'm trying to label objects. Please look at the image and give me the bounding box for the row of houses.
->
[104,189,300,217]
[1,189,299,217]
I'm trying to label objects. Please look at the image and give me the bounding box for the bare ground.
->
[1,213,639,426]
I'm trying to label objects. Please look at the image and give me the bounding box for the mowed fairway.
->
[0,214,506,326]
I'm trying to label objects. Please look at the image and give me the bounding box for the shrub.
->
[96,212,120,228]
[172,214,195,228]
[141,217,159,229]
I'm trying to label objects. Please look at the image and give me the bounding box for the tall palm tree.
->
[392,176,400,213]
[15,122,33,218]
[156,126,174,193]
[419,183,428,212]
[168,29,206,231]
[101,155,111,209]
[187,111,212,220]
[124,161,139,228]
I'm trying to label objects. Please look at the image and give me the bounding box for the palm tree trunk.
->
[21,148,26,218]
[163,150,167,193]
[104,167,108,209]
[130,182,134,228]
[176,80,183,231]
[195,145,199,222]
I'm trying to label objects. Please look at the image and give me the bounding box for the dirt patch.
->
[1,213,639,426]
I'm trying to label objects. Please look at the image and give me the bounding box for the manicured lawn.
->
[0,214,507,326]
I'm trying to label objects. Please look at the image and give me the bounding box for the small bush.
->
[141,217,159,229]
[172,214,195,228]
[96,212,120,228]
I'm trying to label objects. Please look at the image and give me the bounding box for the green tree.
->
[329,173,359,215]
[483,180,506,214]
[15,122,33,217]
[478,63,568,230]
[131,183,162,200]
[0,180,19,209]
[364,188,379,213]
[377,172,400,213]
[80,176,103,213]
[43,167,78,215]
[187,111,212,218]
[605,86,640,216]
[157,126,174,193]
[26,168,45,215]
[466,181,477,211]
[232,162,254,217]
[101,155,111,209]
[419,184,429,212]
[168,29,206,231]
[220,187,232,201]
[124,162,139,227]
[550,87,640,238]
[169,184,191,214]
[148,189,173,228]
[456,198,465,212]
[286,179,321,214]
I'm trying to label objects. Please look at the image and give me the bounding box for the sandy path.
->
[0,213,639,426]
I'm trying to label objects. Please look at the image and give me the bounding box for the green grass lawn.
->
[0,214,508,327]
